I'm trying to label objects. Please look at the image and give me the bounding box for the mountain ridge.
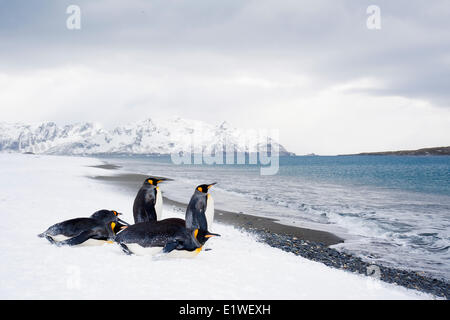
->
[0,118,294,156]
[342,146,450,156]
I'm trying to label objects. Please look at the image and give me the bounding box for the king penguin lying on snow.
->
[114,218,219,257]
[133,177,167,223]
[115,182,219,257]
[38,210,129,246]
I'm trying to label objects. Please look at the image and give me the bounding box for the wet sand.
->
[90,172,343,246]
[88,163,123,170]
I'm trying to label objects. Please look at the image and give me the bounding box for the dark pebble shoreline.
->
[89,164,449,299]
[252,229,449,299]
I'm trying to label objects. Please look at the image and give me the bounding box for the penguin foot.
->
[119,243,133,255]
[45,235,58,245]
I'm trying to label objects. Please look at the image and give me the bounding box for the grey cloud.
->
[0,0,449,108]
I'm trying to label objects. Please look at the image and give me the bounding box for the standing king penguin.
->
[185,183,216,232]
[133,177,167,223]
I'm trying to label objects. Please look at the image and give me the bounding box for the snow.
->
[0,118,288,155]
[0,154,433,299]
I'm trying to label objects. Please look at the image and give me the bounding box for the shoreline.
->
[164,197,344,246]
[89,163,450,299]
[89,169,343,246]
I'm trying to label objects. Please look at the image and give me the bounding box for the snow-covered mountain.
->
[0,118,293,156]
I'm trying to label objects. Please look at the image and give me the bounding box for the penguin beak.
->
[207,182,217,189]
[156,178,168,184]
[114,221,129,232]
[205,232,220,238]
[117,218,130,226]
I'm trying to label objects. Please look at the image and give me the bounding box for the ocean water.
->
[97,155,450,281]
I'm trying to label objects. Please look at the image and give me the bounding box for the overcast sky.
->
[0,0,449,154]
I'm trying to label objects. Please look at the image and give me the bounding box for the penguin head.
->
[91,210,130,226]
[91,210,120,222]
[109,221,128,235]
[196,182,217,194]
[193,228,220,246]
[144,177,166,186]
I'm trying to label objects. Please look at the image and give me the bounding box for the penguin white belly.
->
[78,239,110,247]
[125,243,201,258]
[166,248,202,258]
[205,194,215,230]
[51,235,71,242]
[125,244,163,256]
[50,235,109,246]
[155,187,163,220]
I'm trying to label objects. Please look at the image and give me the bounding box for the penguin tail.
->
[37,232,46,238]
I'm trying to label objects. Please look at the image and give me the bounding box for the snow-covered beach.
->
[0,154,434,299]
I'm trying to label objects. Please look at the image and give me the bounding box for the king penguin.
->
[114,218,219,257]
[185,183,216,232]
[38,209,129,246]
[133,177,167,223]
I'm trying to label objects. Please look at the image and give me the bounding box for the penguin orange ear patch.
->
[197,187,203,192]
[148,179,153,185]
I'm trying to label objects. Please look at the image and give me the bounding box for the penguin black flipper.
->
[143,191,158,221]
[54,230,96,246]
[162,240,179,253]
[120,243,133,255]
[185,195,208,231]
[133,187,157,223]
